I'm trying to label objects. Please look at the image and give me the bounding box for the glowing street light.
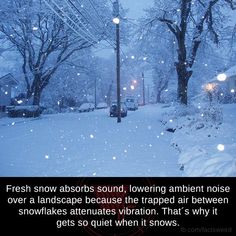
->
[130,85,135,90]
[112,17,120,24]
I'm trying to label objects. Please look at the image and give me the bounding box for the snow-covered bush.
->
[202,104,223,124]
[41,107,57,115]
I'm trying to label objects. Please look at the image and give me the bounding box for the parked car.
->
[7,105,41,118]
[96,102,108,109]
[78,103,95,112]
[110,102,128,117]
[125,97,138,110]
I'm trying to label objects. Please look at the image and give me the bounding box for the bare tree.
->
[0,0,97,105]
[146,0,236,104]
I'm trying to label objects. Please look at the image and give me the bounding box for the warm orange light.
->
[205,83,217,91]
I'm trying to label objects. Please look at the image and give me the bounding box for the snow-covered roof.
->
[209,65,236,83]
[0,73,18,87]
[224,65,236,78]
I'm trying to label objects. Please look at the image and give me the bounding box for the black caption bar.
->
[0,177,235,235]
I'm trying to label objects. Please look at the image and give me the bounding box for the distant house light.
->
[217,73,227,82]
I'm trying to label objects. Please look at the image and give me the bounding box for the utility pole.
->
[147,84,150,104]
[94,77,97,109]
[142,72,145,106]
[113,0,121,123]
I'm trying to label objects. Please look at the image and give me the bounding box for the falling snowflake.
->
[90,134,94,139]
[217,144,225,151]
[131,55,135,59]
[147,125,152,130]
[45,155,49,159]
[124,149,127,153]
[11,122,15,126]
[63,147,67,151]
[169,119,173,123]
[112,156,116,160]
[92,172,96,176]
[161,132,164,136]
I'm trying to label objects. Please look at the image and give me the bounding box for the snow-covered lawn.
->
[0,105,181,177]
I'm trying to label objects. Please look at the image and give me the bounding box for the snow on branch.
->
[188,0,219,68]
[224,0,236,9]
[158,18,180,37]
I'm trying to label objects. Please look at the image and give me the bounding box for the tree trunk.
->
[176,61,192,105]
[156,90,161,103]
[32,75,41,106]
[177,76,188,105]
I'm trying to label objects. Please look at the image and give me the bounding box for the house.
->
[223,65,236,93]
[0,73,18,111]
[203,66,236,102]
[209,66,236,92]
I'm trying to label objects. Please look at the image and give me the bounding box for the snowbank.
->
[162,103,236,176]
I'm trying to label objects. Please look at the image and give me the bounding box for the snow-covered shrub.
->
[42,107,57,115]
[202,104,223,124]
[161,103,199,128]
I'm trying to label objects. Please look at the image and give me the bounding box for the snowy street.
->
[0,105,181,176]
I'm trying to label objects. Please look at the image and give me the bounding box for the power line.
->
[67,0,103,36]
[43,0,97,43]
[62,0,99,42]
[87,0,117,46]
[67,0,116,48]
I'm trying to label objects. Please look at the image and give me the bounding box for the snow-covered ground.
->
[163,103,236,177]
[1,103,235,177]
[0,105,181,177]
